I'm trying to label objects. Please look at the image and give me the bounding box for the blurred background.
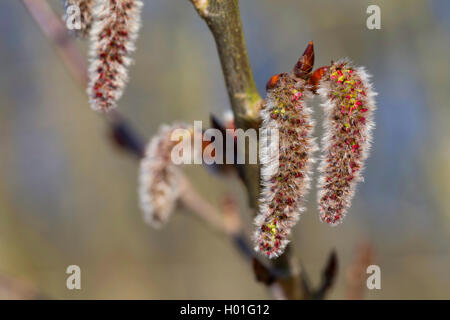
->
[0,0,449,299]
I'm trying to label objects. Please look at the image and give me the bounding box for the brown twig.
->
[189,0,261,121]
[0,274,44,299]
[179,176,254,259]
[313,250,338,299]
[22,0,88,86]
[189,0,262,210]
[178,175,227,234]
[346,242,375,300]
[252,258,288,300]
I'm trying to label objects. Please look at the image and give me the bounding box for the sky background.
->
[0,0,449,299]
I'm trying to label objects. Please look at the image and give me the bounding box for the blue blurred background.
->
[0,0,449,299]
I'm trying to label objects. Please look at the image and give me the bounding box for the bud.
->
[206,111,239,176]
[266,73,284,91]
[310,66,329,93]
[293,41,314,79]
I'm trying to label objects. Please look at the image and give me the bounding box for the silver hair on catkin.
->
[316,60,376,225]
[254,43,317,259]
[87,0,143,112]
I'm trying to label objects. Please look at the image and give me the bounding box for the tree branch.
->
[179,175,229,235]
[0,274,46,299]
[190,0,262,209]
[22,0,88,86]
[178,175,254,260]
[190,0,261,122]
[346,242,374,300]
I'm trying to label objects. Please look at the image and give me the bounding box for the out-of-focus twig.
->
[180,170,255,262]
[22,0,88,86]
[0,274,45,300]
[108,113,146,158]
[221,195,254,259]
[252,258,288,300]
[179,176,254,259]
[178,175,227,234]
[313,250,338,299]
[346,242,375,300]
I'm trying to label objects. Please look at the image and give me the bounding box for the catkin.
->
[87,0,143,112]
[255,73,317,258]
[317,60,376,225]
[139,123,193,228]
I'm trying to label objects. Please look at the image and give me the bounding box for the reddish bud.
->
[266,73,284,90]
[293,41,314,79]
[310,66,329,92]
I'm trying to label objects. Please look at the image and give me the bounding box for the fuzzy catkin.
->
[87,0,143,112]
[317,60,376,225]
[139,123,192,228]
[255,74,317,259]
[63,0,95,37]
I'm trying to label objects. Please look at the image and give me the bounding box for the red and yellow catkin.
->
[88,0,143,112]
[255,71,317,259]
[316,60,376,225]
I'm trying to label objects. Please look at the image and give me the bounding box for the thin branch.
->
[179,175,254,259]
[22,0,88,86]
[189,0,261,122]
[178,175,227,234]
[269,247,311,300]
[0,274,45,299]
[313,250,338,299]
[346,242,375,300]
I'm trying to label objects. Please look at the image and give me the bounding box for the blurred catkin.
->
[139,123,194,228]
